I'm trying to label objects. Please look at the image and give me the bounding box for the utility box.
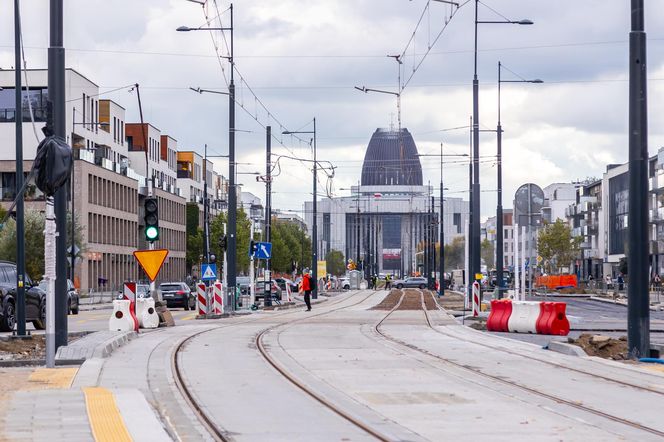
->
[349,270,362,290]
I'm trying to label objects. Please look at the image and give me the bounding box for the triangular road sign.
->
[133,249,169,282]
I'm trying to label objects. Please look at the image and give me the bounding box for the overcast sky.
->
[2,0,664,220]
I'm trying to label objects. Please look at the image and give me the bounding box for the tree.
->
[325,249,345,276]
[481,238,495,269]
[268,218,311,274]
[537,219,582,274]
[444,236,465,270]
[209,207,252,275]
[0,210,85,281]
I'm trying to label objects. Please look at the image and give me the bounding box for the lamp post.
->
[418,149,467,296]
[472,0,533,290]
[496,62,542,298]
[178,5,237,310]
[283,119,318,298]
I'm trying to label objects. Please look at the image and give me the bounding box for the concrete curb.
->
[547,340,588,357]
[79,304,114,311]
[55,330,137,362]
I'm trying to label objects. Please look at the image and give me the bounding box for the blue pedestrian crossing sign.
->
[254,242,272,260]
[201,263,217,281]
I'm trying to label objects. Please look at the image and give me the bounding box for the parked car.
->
[339,277,351,290]
[237,276,252,296]
[38,279,78,315]
[253,280,283,302]
[136,284,151,299]
[159,282,194,310]
[0,261,46,331]
[392,276,428,290]
[274,277,297,294]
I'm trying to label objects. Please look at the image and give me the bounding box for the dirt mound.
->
[371,289,446,311]
[568,334,629,360]
[371,289,403,310]
[0,335,46,361]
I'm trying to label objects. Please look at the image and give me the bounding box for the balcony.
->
[650,173,664,193]
[177,170,192,179]
[650,207,664,224]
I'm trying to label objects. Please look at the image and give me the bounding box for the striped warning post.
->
[212,282,224,315]
[197,282,207,316]
[472,281,480,317]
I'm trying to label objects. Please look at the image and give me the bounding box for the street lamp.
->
[470,0,533,296]
[418,147,468,296]
[178,5,238,310]
[282,119,319,298]
[496,61,542,299]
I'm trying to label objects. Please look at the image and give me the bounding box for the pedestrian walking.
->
[654,273,661,292]
[372,274,378,290]
[617,273,625,291]
[301,268,312,311]
[385,274,392,291]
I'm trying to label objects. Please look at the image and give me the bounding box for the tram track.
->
[254,289,392,442]
[372,289,664,439]
[170,289,386,441]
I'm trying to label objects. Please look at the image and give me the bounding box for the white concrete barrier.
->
[507,300,540,334]
[109,300,138,332]
[136,298,159,329]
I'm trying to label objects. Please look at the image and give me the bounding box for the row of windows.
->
[149,136,161,163]
[88,175,138,214]
[113,116,125,146]
[85,255,187,291]
[158,196,187,225]
[155,226,186,252]
[88,213,138,247]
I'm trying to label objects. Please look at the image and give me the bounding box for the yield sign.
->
[133,249,169,282]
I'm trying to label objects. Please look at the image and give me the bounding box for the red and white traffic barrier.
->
[197,283,208,315]
[212,282,224,315]
[109,300,138,332]
[486,299,570,335]
[472,281,480,317]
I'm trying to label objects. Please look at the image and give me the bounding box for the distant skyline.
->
[2,1,664,220]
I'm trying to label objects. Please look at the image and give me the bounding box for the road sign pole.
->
[264,126,272,307]
[249,219,255,308]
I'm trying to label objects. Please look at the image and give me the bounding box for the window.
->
[0,88,49,122]
[453,213,462,234]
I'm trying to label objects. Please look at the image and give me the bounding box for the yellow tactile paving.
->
[83,387,133,442]
[642,364,664,373]
[27,367,78,390]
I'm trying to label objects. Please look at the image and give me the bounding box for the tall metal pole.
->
[14,0,26,337]
[70,107,75,287]
[203,144,210,265]
[496,62,505,298]
[49,0,68,350]
[264,126,272,307]
[440,143,445,297]
[312,118,318,299]
[356,184,360,267]
[627,0,650,358]
[227,4,237,311]
[471,0,481,288]
[467,116,473,303]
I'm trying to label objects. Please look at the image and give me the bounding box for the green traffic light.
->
[145,226,159,241]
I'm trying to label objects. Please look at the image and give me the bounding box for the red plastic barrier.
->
[549,302,570,335]
[536,302,554,334]
[487,299,512,332]
[536,301,569,336]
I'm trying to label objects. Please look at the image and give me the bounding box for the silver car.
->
[393,276,428,289]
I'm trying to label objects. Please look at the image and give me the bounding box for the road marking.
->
[180,313,196,321]
[83,387,132,442]
[27,367,78,389]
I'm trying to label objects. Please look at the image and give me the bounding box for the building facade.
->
[306,128,469,278]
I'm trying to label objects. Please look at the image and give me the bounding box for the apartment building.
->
[0,68,191,290]
[482,209,515,269]
[566,180,603,280]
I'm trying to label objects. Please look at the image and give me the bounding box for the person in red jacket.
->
[301,268,312,311]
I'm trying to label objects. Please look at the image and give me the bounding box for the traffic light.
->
[219,235,228,251]
[143,197,159,242]
[249,239,258,256]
